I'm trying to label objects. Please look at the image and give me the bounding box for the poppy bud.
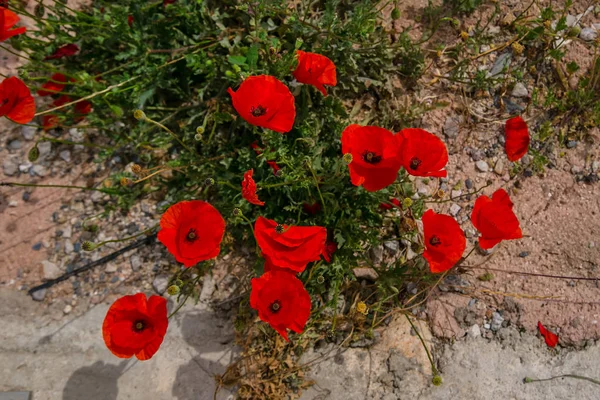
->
[232,208,242,217]
[205,60,213,67]
[342,153,353,164]
[205,177,215,186]
[35,4,45,17]
[194,133,203,141]
[275,169,284,177]
[196,126,204,135]
[225,70,234,78]
[232,65,242,74]
[275,224,285,234]
[316,275,325,284]
[391,8,401,20]
[82,241,95,251]
[28,145,40,162]
[133,109,146,120]
[120,177,132,187]
[131,164,143,175]
[356,301,368,315]
[174,279,184,287]
[432,375,443,386]
[167,285,180,296]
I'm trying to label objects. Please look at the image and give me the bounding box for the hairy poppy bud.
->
[82,241,95,251]
[225,70,234,78]
[316,275,325,284]
[342,153,353,164]
[391,8,401,20]
[167,285,180,296]
[28,145,40,162]
[131,164,143,175]
[356,301,368,315]
[174,279,184,287]
[232,64,242,74]
[196,126,204,135]
[133,109,146,120]
[34,4,45,18]
[275,169,284,177]
[205,177,215,186]
[232,208,242,216]
[432,375,443,386]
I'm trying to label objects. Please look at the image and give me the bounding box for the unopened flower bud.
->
[232,64,242,73]
[167,285,180,296]
[205,177,215,186]
[194,133,203,141]
[391,8,401,20]
[133,109,146,120]
[34,3,45,18]
[28,145,40,162]
[275,169,284,177]
[82,241,95,251]
[196,126,204,135]
[174,279,184,287]
[343,153,353,164]
[432,375,443,386]
[316,275,325,284]
[232,208,242,216]
[225,70,234,78]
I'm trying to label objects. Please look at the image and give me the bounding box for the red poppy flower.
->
[341,124,403,192]
[537,321,558,348]
[322,240,337,263]
[42,115,60,131]
[303,202,321,215]
[44,43,79,60]
[505,116,530,162]
[250,141,262,155]
[37,73,69,97]
[0,7,26,42]
[396,128,448,178]
[74,100,92,123]
[422,209,466,273]
[250,270,311,341]
[157,200,226,267]
[254,216,327,273]
[102,293,168,360]
[0,76,35,124]
[471,189,522,249]
[127,15,134,27]
[266,160,280,175]
[380,198,401,210]
[228,75,296,134]
[242,169,264,206]
[293,50,337,96]
[164,0,176,4]
[52,95,72,108]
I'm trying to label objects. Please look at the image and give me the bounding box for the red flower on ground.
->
[471,189,522,249]
[157,200,226,267]
[127,15,134,27]
[266,160,280,175]
[538,321,559,348]
[422,209,466,273]
[37,73,70,97]
[1,7,26,42]
[380,198,401,210]
[341,124,403,192]
[250,270,311,341]
[505,115,530,162]
[242,169,264,206]
[396,128,448,178]
[322,240,337,263]
[303,202,321,215]
[293,50,337,96]
[254,216,327,273]
[102,293,168,360]
[0,76,35,124]
[228,75,296,134]
[44,44,79,60]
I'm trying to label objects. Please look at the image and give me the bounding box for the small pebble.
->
[518,251,529,258]
[32,242,42,251]
[449,203,461,216]
[22,191,31,202]
[63,304,73,314]
[566,140,578,149]
[465,178,473,189]
[475,160,489,172]
[110,276,119,283]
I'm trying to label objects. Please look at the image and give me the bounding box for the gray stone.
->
[465,178,473,189]
[353,267,379,282]
[470,149,484,161]
[32,165,48,177]
[488,53,512,77]
[19,162,32,173]
[59,150,71,163]
[443,116,460,138]
[63,305,72,315]
[579,27,597,41]
[521,155,532,166]
[475,160,489,172]
[130,255,142,271]
[511,82,528,98]
[3,159,18,176]
[491,312,504,331]
[62,225,72,239]
[152,275,170,294]
[384,240,399,253]
[64,240,74,254]
[449,203,461,216]
[42,261,61,280]
[467,324,481,338]
[566,140,577,149]
[37,141,52,160]
[8,140,22,150]
[8,200,18,207]
[22,125,36,140]
[494,159,504,175]
[518,251,530,258]
[30,289,46,302]
[0,392,31,400]
[105,263,117,273]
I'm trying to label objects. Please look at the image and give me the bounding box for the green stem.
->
[524,375,600,386]
[143,116,194,153]
[425,181,492,204]
[405,314,438,375]
[0,182,114,193]
[92,225,158,250]
[217,181,240,191]
[306,160,326,213]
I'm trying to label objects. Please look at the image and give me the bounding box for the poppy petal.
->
[471,189,522,250]
[505,116,530,161]
[538,321,559,348]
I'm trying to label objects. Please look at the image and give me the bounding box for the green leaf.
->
[137,88,156,108]
[246,45,259,69]
[228,55,247,66]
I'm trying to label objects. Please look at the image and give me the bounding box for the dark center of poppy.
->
[250,105,267,117]
[410,157,422,170]
[275,224,284,234]
[186,228,198,242]
[429,235,441,246]
[362,151,382,164]
[270,300,281,313]
[0,97,9,109]
[132,319,146,332]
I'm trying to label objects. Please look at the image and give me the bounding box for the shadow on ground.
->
[62,360,129,400]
